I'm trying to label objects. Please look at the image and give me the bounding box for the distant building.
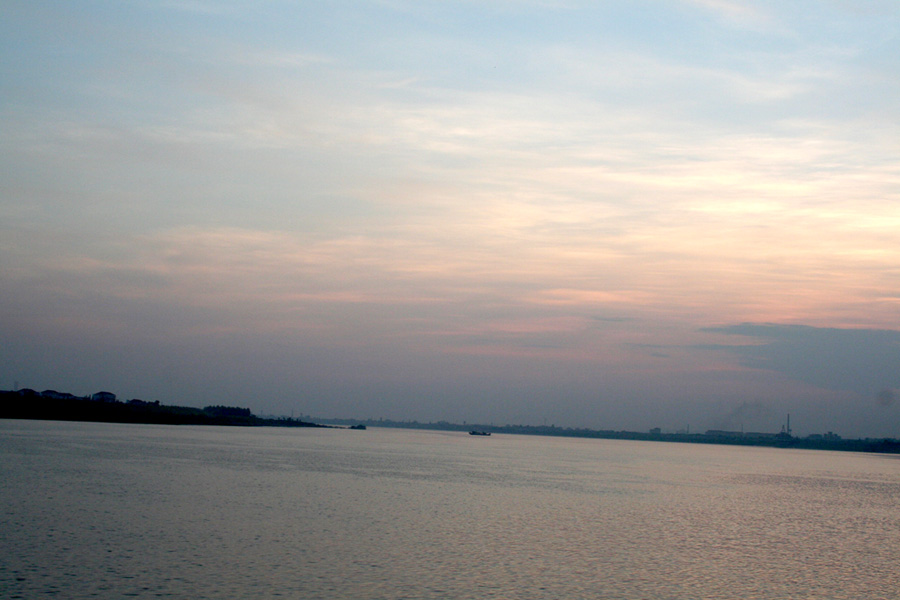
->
[744,432,777,439]
[705,430,743,438]
[91,391,116,403]
[807,432,842,441]
[41,390,77,400]
[129,399,160,407]
[649,427,662,435]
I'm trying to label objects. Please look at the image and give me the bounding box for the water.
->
[2,420,899,599]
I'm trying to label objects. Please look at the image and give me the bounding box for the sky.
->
[2,1,899,438]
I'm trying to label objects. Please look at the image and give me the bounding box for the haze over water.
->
[3,420,899,599]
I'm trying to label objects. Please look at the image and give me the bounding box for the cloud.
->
[526,289,656,307]
[703,323,900,398]
[680,0,777,30]
[876,388,896,406]
[2,1,899,436]
[158,1,235,15]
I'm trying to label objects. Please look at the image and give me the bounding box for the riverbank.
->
[317,417,900,454]
[0,390,327,428]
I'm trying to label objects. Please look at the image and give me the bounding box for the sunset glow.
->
[2,1,898,436]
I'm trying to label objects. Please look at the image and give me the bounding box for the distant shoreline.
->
[315,417,900,454]
[3,389,898,453]
[0,390,330,429]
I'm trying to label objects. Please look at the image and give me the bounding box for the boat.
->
[468,430,491,436]
[348,424,367,430]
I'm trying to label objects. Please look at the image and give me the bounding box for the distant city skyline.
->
[2,1,899,438]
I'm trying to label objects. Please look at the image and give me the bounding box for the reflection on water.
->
[2,420,899,599]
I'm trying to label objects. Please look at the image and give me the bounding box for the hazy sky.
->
[2,1,899,437]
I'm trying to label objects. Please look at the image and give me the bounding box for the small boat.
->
[469,430,491,436]
[348,424,367,430]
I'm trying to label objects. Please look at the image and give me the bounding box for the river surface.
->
[2,419,899,599]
